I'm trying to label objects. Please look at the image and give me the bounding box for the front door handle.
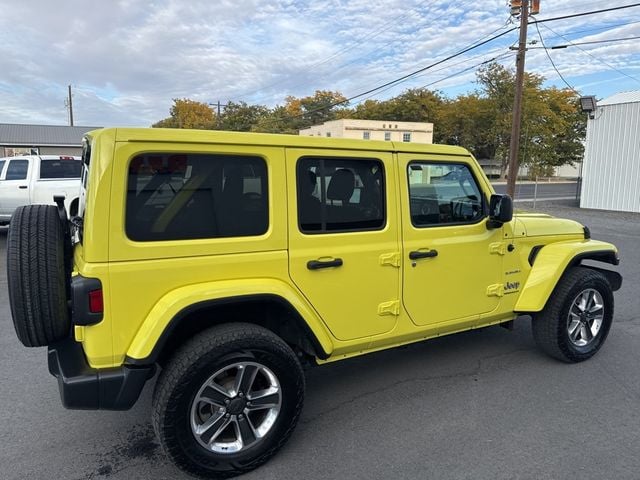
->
[18,185,28,189]
[307,258,343,270]
[409,249,438,260]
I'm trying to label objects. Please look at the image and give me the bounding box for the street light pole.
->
[506,0,529,198]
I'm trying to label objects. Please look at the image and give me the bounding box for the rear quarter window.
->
[126,153,269,242]
[39,159,82,179]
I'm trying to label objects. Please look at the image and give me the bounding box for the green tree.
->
[294,90,349,128]
[476,63,583,178]
[252,91,349,134]
[152,99,215,129]
[351,88,445,127]
[251,105,300,135]
[437,94,493,157]
[520,88,585,177]
[219,101,270,132]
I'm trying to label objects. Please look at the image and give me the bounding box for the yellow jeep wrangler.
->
[7,128,621,478]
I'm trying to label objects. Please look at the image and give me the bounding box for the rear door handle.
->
[409,249,438,260]
[307,258,343,270]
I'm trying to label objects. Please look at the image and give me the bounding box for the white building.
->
[299,119,433,144]
[580,91,640,213]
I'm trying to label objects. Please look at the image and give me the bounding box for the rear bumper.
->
[48,338,154,410]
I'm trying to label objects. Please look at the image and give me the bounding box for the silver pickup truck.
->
[0,155,82,225]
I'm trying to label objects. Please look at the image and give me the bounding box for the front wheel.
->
[532,266,614,363]
[152,323,305,479]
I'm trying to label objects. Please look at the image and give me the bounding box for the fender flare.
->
[515,240,619,313]
[124,278,334,363]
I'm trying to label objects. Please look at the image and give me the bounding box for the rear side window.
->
[0,160,5,176]
[126,153,268,242]
[5,160,29,180]
[39,160,82,179]
[297,157,385,233]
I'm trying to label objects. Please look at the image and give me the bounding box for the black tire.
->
[7,205,72,347]
[531,266,614,363]
[152,323,305,479]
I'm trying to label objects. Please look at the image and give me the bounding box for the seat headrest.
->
[327,168,355,202]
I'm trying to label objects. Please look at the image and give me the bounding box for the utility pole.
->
[67,85,74,126]
[208,101,229,129]
[506,0,530,198]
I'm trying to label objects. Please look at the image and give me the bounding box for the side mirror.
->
[487,194,513,229]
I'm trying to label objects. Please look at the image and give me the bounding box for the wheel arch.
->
[125,281,334,366]
[515,240,621,313]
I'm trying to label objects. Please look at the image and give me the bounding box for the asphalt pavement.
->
[1,202,639,480]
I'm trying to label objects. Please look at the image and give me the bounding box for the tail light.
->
[71,276,104,326]
[88,289,104,314]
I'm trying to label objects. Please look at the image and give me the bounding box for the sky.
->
[1,0,639,127]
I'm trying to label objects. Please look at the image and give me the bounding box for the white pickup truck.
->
[0,155,82,225]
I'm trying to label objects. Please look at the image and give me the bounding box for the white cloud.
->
[0,0,639,126]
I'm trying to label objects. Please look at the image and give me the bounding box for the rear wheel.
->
[532,267,613,363]
[152,323,304,479]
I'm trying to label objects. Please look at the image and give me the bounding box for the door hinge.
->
[486,284,505,297]
[379,252,401,268]
[378,300,400,316]
[489,242,507,256]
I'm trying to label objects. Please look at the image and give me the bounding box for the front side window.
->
[6,159,28,180]
[297,157,385,233]
[126,153,268,241]
[39,159,82,179]
[407,162,484,227]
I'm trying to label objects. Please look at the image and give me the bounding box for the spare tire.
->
[7,205,72,347]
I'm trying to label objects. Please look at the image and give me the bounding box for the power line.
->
[539,23,640,87]
[243,0,477,104]
[540,0,621,16]
[554,19,640,37]
[527,35,640,49]
[343,16,515,101]
[355,50,514,104]
[260,26,519,126]
[532,3,640,24]
[243,3,640,107]
[533,21,580,94]
[417,52,515,90]
[237,0,444,101]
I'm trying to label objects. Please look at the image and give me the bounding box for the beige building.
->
[300,119,433,144]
